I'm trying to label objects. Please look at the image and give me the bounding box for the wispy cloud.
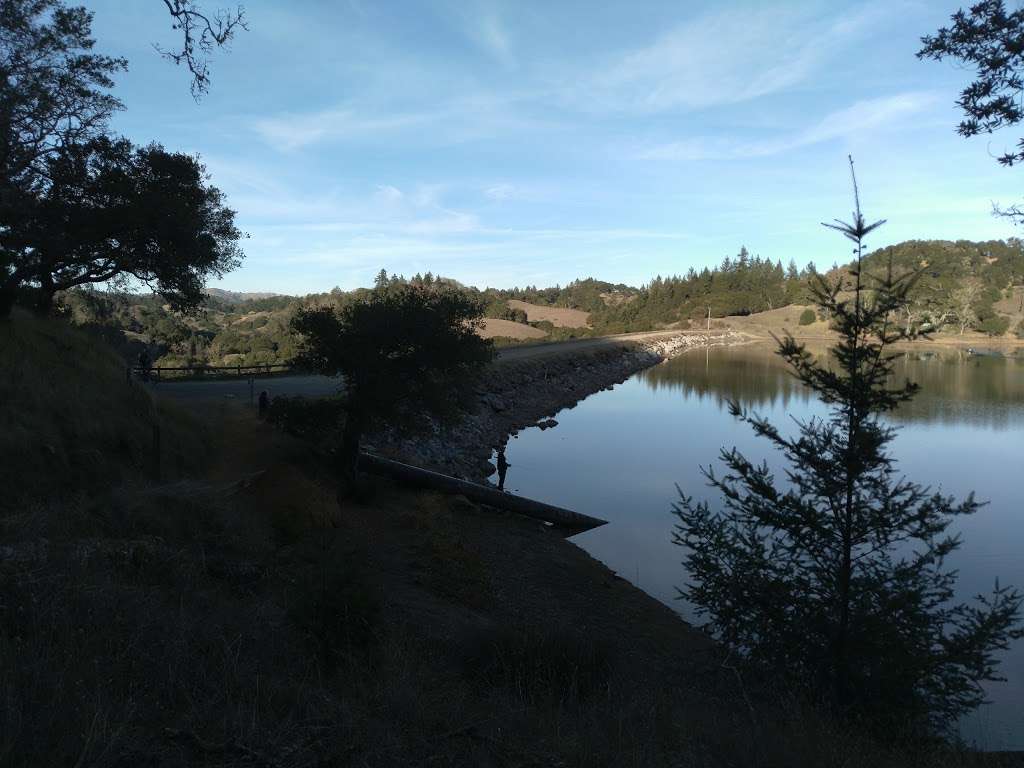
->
[484,183,516,201]
[249,92,566,151]
[474,7,513,66]
[638,91,939,161]
[251,108,435,151]
[374,184,404,203]
[574,3,896,114]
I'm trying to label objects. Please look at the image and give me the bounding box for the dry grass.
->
[0,310,210,511]
[2,460,1018,766]
[724,303,1024,346]
[995,286,1024,330]
[509,299,591,328]
[477,317,548,339]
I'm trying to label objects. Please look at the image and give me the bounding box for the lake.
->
[494,342,1024,750]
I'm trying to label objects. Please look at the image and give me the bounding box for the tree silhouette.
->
[1,1,247,316]
[293,279,494,492]
[2,0,127,314]
[157,0,248,98]
[671,158,1022,737]
[2,137,243,315]
[920,1,1024,221]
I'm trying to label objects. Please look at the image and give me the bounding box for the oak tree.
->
[3,136,243,314]
[292,278,494,491]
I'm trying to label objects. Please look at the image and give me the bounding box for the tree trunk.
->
[32,284,55,315]
[0,280,16,318]
[336,408,364,498]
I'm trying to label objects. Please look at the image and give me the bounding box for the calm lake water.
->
[495,343,1024,750]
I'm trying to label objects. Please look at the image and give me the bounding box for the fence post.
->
[152,423,161,482]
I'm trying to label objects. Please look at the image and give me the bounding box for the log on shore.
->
[358,452,607,535]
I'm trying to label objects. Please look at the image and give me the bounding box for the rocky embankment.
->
[372,331,745,482]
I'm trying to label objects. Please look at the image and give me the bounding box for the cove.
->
[495,343,1024,750]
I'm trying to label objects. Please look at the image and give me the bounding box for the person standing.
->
[138,350,152,382]
[496,447,510,491]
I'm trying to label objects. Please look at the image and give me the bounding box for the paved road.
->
[152,374,342,402]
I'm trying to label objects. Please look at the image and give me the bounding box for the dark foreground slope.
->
[0,309,210,510]
[1,315,1019,766]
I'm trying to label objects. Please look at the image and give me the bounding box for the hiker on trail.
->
[138,350,151,382]
[258,390,269,418]
[496,447,510,491]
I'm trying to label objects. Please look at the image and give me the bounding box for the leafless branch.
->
[155,1,248,98]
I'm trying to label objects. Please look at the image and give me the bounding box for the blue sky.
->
[86,0,1024,294]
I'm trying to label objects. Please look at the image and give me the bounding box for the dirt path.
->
[495,328,724,362]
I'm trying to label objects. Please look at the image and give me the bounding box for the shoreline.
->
[369,330,750,482]
[368,326,1020,482]
[737,331,1024,352]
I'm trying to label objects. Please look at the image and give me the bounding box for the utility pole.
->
[707,306,711,333]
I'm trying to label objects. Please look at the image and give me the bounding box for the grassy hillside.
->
[507,299,591,327]
[0,310,209,509]
[51,239,1024,370]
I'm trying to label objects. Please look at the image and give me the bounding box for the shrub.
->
[266,394,345,444]
[798,308,816,326]
[979,315,1010,336]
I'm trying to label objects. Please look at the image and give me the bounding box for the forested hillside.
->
[56,239,1024,369]
[861,239,1024,336]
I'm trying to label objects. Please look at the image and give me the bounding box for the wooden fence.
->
[129,362,294,381]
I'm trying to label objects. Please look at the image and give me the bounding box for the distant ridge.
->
[204,287,290,303]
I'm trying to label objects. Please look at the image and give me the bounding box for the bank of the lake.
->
[369,330,750,481]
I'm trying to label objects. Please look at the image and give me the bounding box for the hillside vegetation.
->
[0,310,209,509]
[53,239,1024,369]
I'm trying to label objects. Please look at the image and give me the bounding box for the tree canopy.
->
[292,278,494,488]
[3,137,243,314]
[920,1,1024,220]
[0,0,244,316]
[920,1,1024,166]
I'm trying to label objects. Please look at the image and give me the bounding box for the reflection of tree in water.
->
[640,346,808,410]
[640,346,1024,429]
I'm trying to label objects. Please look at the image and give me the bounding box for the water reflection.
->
[639,344,1024,429]
[500,342,1024,750]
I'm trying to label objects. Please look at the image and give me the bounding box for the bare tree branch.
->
[155,1,248,98]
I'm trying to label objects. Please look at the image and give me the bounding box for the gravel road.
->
[153,330,694,401]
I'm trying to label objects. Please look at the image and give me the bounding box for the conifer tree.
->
[671,158,1022,736]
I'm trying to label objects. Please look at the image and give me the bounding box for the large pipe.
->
[358,452,607,535]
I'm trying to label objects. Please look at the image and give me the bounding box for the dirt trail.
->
[495,328,728,362]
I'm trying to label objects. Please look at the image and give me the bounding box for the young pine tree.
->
[671,158,1022,737]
